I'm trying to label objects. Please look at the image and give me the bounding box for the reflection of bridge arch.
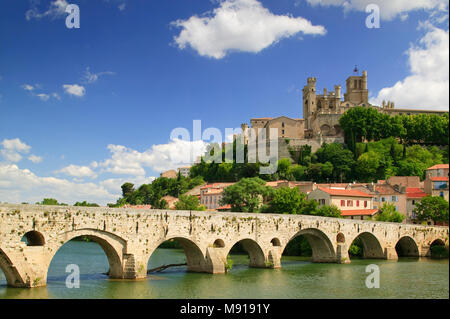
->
[349,232,384,259]
[225,238,266,268]
[0,248,26,287]
[284,228,336,263]
[395,236,419,257]
[147,237,206,273]
[47,229,127,280]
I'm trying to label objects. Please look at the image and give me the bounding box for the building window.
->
[341,200,345,207]
[374,197,378,202]
[282,122,285,128]
[440,192,444,198]
[391,196,398,202]
[381,197,386,202]
[356,200,360,207]
[347,200,353,207]
[282,130,285,135]
[364,201,368,208]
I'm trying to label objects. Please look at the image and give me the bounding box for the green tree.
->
[267,187,302,214]
[315,205,342,218]
[376,203,405,223]
[174,195,205,211]
[220,177,271,212]
[413,196,449,223]
[355,151,380,182]
[121,183,135,198]
[36,198,68,206]
[74,201,99,207]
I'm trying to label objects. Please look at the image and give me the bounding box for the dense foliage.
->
[109,175,205,208]
[190,137,447,183]
[375,203,405,223]
[174,195,206,211]
[413,196,449,224]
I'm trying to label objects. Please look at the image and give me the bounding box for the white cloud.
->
[118,3,126,11]
[56,164,97,179]
[306,0,449,20]
[28,155,43,163]
[36,93,50,101]
[0,163,116,206]
[52,93,61,100]
[26,0,69,21]
[82,67,115,84]
[0,138,31,162]
[371,23,449,110]
[100,176,156,195]
[63,84,86,97]
[172,0,326,59]
[99,139,208,175]
[22,84,35,91]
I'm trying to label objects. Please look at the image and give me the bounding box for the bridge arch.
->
[226,238,266,268]
[21,231,45,246]
[284,228,336,263]
[0,248,26,287]
[395,236,419,257]
[271,238,281,247]
[47,229,126,280]
[148,237,206,273]
[349,232,384,259]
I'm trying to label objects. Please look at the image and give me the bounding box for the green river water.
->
[0,241,448,299]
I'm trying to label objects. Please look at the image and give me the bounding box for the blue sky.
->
[0,0,448,205]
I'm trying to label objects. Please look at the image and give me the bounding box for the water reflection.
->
[0,241,448,299]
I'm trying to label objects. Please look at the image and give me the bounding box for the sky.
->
[0,0,449,205]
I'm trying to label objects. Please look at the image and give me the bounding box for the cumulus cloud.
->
[0,138,31,162]
[306,0,449,20]
[371,23,449,110]
[82,67,115,84]
[172,0,326,59]
[56,164,98,179]
[26,0,69,21]
[28,155,43,163]
[99,139,208,175]
[22,84,35,91]
[0,163,116,206]
[63,84,86,97]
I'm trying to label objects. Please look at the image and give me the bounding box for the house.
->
[177,166,191,178]
[405,187,429,223]
[308,187,375,220]
[161,195,179,209]
[424,164,449,200]
[200,183,235,210]
[160,170,177,179]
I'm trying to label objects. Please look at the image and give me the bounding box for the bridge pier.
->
[384,247,398,260]
[336,243,351,264]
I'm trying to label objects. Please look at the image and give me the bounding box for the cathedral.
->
[242,70,446,147]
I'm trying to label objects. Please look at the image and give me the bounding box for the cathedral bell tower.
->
[302,77,317,130]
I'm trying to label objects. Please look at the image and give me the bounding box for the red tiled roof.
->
[318,187,373,198]
[217,204,232,210]
[341,209,378,216]
[430,176,449,182]
[427,164,449,170]
[406,187,428,199]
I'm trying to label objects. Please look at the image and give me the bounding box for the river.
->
[0,241,448,299]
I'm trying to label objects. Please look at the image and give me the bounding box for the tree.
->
[376,203,405,223]
[36,198,68,206]
[413,196,449,224]
[74,201,99,207]
[267,187,302,214]
[315,205,342,218]
[174,195,205,211]
[121,183,135,198]
[355,151,380,182]
[220,177,271,212]
[314,143,354,182]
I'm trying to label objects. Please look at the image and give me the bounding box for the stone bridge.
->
[0,204,448,288]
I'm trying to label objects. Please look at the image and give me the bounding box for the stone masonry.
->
[0,204,448,288]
